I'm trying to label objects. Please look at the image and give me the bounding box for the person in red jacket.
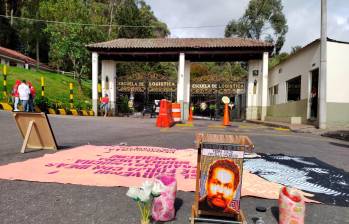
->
[27,81,36,112]
[11,80,21,111]
[100,94,110,117]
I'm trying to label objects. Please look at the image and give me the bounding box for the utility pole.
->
[319,0,327,129]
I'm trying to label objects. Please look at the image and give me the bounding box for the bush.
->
[34,96,49,112]
[119,95,130,114]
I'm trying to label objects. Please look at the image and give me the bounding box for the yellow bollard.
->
[2,65,7,97]
[69,82,73,109]
[98,83,102,101]
[41,76,45,97]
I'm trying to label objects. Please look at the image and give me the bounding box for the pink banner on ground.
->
[0,145,197,191]
[0,145,319,202]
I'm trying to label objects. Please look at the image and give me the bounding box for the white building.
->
[263,38,349,127]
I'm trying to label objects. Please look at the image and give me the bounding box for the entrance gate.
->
[115,73,246,120]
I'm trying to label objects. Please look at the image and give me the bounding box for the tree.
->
[225,0,288,55]
[291,45,302,54]
[39,0,108,89]
[16,0,49,67]
[269,52,289,68]
[114,0,169,38]
[0,0,22,50]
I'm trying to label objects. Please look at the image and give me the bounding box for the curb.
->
[246,120,291,130]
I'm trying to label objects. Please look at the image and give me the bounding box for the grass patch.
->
[0,64,91,109]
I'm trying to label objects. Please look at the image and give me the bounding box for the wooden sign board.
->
[13,112,57,153]
[191,133,253,223]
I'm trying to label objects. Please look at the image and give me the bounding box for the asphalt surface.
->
[0,110,348,224]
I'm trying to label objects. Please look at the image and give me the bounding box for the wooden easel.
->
[190,133,253,224]
[190,205,247,224]
[13,112,57,153]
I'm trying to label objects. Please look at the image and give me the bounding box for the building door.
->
[310,69,319,120]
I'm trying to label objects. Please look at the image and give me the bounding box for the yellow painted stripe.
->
[208,124,225,128]
[175,123,194,127]
[274,127,290,131]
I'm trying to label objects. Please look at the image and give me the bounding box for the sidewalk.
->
[247,119,349,141]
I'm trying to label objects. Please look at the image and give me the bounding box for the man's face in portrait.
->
[205,160,239,209]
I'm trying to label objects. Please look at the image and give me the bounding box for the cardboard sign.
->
[198,143,244,217]
[194,133,253,221]
[13,112,57,153]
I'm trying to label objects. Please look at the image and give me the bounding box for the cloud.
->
[144,0,249,38]
[144,0,349,53]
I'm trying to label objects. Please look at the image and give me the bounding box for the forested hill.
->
[0,0,170,86]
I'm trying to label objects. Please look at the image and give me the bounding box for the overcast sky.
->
[144,0,349,53]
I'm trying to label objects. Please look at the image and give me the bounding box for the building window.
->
[287,76,301,101]
[274,85,278,95]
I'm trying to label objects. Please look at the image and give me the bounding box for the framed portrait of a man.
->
[198,142,244,217]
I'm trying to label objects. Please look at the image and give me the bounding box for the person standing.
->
[100,94,110,117]
[11,80,21,111]
[27,81,36,112]
[18,80,30,112]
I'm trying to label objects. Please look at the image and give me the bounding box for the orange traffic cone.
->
[188,105,193,122]
[156,99,174,128]
[223,103,230,126]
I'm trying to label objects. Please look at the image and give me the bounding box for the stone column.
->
[261,52,269,121]
[101,60,116,116]
[92,52,99,116]
[176,53,190,121]
[183,60,191,121]
[246,60,260,120]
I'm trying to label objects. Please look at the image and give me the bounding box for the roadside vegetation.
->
[0,64,91,111]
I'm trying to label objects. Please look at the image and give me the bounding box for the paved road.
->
[0,110,348,224]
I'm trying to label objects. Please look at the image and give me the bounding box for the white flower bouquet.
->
[126,180,166,224]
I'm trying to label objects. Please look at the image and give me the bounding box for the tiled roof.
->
[87,38,273,50]
[0,46,51,70]
[0,46,37,64]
